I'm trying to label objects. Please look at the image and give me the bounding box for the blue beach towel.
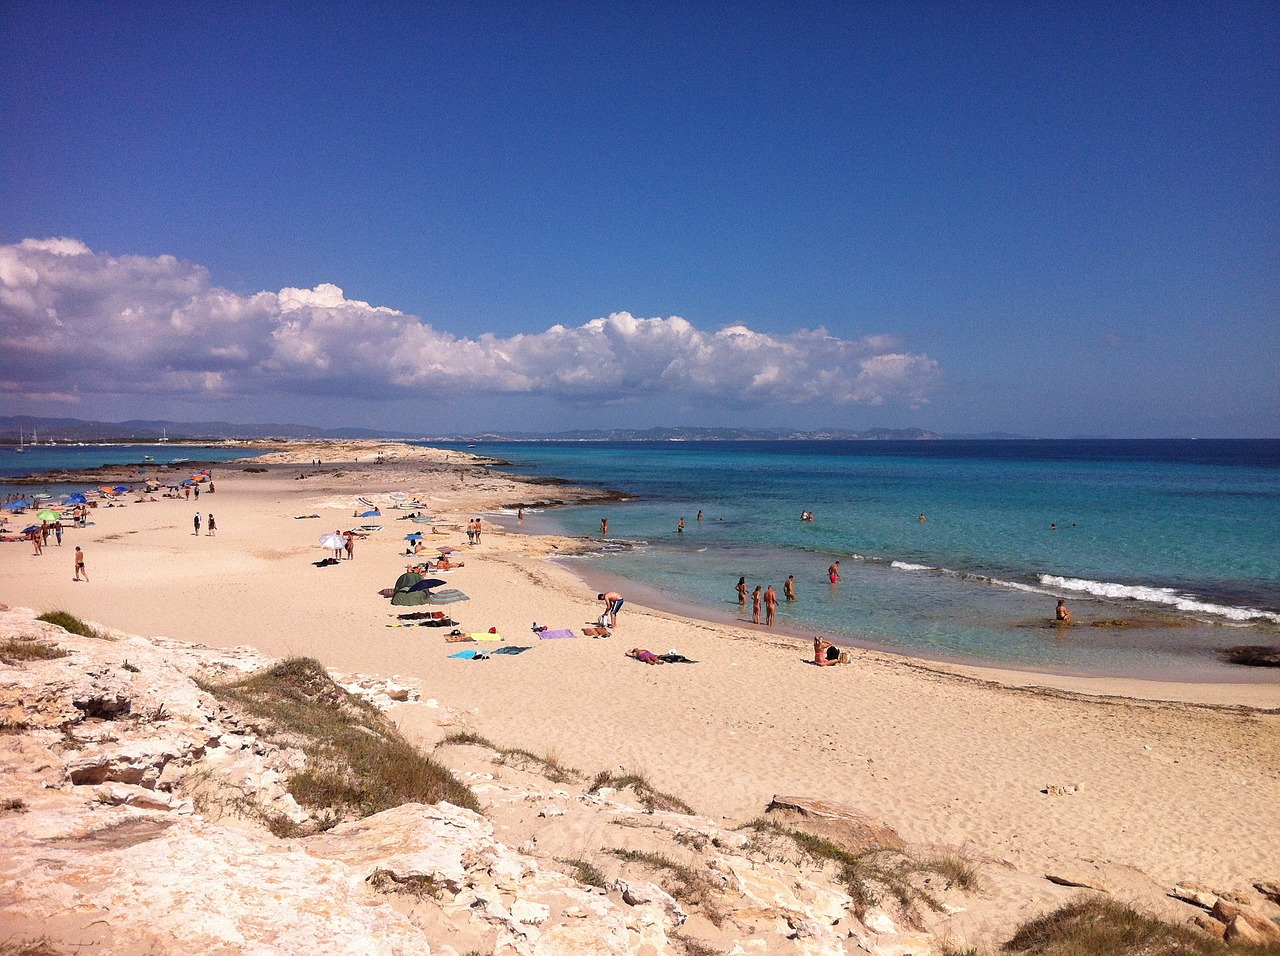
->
[448,649,489,660]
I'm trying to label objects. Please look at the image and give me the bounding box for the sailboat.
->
[14,429,23,453]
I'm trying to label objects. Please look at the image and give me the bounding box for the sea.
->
[454,439,1280,683]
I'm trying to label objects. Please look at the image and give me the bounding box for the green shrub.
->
[36,610,109,640]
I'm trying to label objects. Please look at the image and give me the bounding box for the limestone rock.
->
[1192,913,1227,940]
[1171,883,1219,910]
[765,795,905,852]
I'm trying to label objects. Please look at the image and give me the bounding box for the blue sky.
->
[2,2,1277,436]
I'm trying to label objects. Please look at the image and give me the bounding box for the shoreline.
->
[2,439,1278,896]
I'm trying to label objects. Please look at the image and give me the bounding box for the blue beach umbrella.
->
[68,493,87,503]
[113,485,129,493]
[404,532,424,541]
[407,578,448,592]
[3,499,30,510]
[22,524,40,533]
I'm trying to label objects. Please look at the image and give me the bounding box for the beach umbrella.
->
[22,524,41,534]
[319,533,345,550]
[407,578,448,592]
[67,493,87,504]
[436,546,457,554]
[389,492,407,501]
[37,509,58,521]
[426,588,469,605]
[3,500,29,510]
[404,532,424,541]
[113,485,129,493]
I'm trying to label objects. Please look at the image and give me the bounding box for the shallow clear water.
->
[455,440,1280,680]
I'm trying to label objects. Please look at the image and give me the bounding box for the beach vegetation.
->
[999,895,1280,955]
[366,868,449,900]
[0,937,66,956]
[736,818,979,921]
[0,639,70,663]
[199,657,479,834]
[588,770,695,815]
[610,848,725,924]
[436,732,582,784]
[673,935,722,956]
[36,610,111,640]
[556,856,607,888]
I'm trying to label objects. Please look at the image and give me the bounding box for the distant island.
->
[2,415,945,443]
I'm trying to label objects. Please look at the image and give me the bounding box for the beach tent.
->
[391,570,430,606]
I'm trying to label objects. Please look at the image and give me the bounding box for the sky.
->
[1,2,1277,437]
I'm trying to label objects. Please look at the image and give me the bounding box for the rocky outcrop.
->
[3,605,1279,955]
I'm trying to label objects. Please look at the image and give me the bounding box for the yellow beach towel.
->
[471,632,503,642]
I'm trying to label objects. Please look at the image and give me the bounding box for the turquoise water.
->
[456,440,1280,680]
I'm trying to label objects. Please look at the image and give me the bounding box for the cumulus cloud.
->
[0,239,940,411]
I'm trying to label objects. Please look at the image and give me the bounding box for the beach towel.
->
[294,514,321,519]
[397,611,447,620]
[449,649,488,660]
[491,646,532,655]
[471,632,503,642]
[537,629,576,640]
[658,653,697,664]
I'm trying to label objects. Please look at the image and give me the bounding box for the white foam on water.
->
[890,561,934,572]
[1040,574,1280,624]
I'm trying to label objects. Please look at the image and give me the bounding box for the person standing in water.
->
[764,584,778,625]
[751,585,762,624]
[828,561,840,584]
[784,574,796,602]
[736,576,748,605]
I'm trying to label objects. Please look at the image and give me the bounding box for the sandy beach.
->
[2,440,1277,896]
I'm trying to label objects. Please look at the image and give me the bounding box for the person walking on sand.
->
[207,513,216,536]
[53,521,63,546]
[736,576,748,605]
[764,584,778,625]
[751,585,762,624]
[598,591,624,627]
[74,545,87,581]
[784,574,796,602]
[194,512,201,535]
[30,527,42,555]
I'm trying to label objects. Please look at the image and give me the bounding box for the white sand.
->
[3,441,1277,892]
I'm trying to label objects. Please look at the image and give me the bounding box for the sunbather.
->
[627,647,664,665]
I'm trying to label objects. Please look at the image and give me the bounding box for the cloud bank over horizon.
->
[0,239,940,419]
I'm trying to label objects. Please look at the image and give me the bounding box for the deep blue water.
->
[451,439,1280,680]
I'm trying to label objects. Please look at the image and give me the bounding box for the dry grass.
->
[557,856,607,888]
[0,639,70,663]
[737,818,979,921]
[200,657,479,834]
[0,937,66,956]
[436,732,583,784]
[1002,896,1280,956]
[589,770,694,815]
[36,610,111,640]
[366,868,449,900]
[611,848,725,924]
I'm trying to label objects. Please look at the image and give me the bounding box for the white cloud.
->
[0,239,940,411]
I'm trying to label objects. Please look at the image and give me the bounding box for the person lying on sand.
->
[627,648,664,665]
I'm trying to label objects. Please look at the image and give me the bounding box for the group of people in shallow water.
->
[735,573,798,626]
